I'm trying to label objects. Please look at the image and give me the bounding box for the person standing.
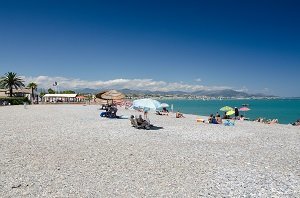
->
[234,107,239,119]
[144,108,149,119]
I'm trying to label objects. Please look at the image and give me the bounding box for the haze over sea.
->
[159,99,300,124]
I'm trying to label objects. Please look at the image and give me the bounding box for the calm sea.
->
[159,99,300,124]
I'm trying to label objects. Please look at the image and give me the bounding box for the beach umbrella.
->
[95,98,113,105]
[226,110,235,116]
[132,98,161,110]
[101,90,125,100]
[239,107,251,117]
[160,103,169,108]
[239,107,250,111]
[220,106,233,112]
[95,90,108,99]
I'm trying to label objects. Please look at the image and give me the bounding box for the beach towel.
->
[224,120,235,126]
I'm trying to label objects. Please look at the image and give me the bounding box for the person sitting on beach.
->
[239,115,245,121]
[130,115,150,129]
[208,114,213,123]
[211,116,219,124]
[222,112,229,119]
[216,115,223,124]
[176,111,185,118]
[216,112,220,117]
[255,117,264,122]
[137,115,144,124]
[137,115,150,128]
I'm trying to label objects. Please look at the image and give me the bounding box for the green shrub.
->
[0,97,31,105]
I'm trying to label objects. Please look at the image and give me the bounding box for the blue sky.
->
[0,0,299,96]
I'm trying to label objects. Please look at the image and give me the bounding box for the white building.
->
[42,94,85,103]
[0,88,33,100]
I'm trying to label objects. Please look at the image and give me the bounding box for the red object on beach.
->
[239,107,250,111]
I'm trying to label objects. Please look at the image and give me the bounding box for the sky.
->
[0,0,299,96]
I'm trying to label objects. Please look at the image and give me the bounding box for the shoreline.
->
[1,104,299,196]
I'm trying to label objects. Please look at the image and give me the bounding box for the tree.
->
[39,89,47,97]
[0,72,25,97]
[61,90,75,94]
[48,88,55,94]
[27,82,37,103]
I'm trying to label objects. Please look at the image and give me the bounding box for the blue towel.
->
[224,120,235,126]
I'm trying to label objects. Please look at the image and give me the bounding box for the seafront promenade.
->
[1,105,299,197]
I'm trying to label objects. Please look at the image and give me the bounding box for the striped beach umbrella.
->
[226,110,235,116]
[220,106,233,112]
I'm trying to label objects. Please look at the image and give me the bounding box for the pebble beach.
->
[1,104,299,197]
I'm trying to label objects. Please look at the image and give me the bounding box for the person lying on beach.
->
[156,111,168,116]
[162,107,169,113]
[176,111,185,118]
[267,119,278,124]
[255,118,264,122]
[291,119,300,126]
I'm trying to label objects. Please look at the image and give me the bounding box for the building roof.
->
[0,88,32,94]
[43,94,78,98]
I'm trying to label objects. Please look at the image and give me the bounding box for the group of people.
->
[208,113,223,124]
[130,115,151,129]
[207,108,243,125]
[100,104,119,118]
[291,119,300,126]
[254,118,279,124]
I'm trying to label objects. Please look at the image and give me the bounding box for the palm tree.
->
[27,82,38,103]
[0,72,25,97]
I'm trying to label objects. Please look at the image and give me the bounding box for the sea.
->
[159,99,300,124]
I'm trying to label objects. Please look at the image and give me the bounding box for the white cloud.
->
[235,86,249,92]
[24,75,232,92]
[195,78,202,82]
[262,88,270,93]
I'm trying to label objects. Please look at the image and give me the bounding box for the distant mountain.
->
[75,88,99,94]
[74,88,274,98]
[192,89,250,97]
